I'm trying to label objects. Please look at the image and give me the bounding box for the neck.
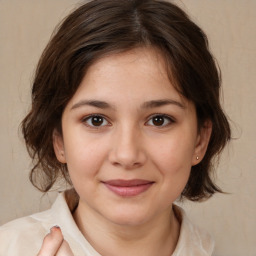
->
[73,202,180,256]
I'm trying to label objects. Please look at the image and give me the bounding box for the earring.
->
[196,156,199,160]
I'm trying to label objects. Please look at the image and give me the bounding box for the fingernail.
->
[50,225,60,232]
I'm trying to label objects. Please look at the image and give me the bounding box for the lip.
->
[102,179,154,197]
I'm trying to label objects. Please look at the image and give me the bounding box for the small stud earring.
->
[196,156,199,160]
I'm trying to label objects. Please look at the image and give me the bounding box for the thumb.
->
[37,226,63,256]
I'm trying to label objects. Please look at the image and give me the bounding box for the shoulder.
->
[0,211,50,256]
[0,192,77,256]
[173,205,215,256]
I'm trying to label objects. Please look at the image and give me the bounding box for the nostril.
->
[110,158,143,170]
[108,133,147,169]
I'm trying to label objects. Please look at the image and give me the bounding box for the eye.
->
[83,115,110,127]
[146,114,174,127]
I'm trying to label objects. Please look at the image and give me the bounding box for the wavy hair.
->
[22,0,231,201]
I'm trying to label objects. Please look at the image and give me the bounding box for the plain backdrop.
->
[0,1,255,255]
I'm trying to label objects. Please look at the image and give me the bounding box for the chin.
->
[104,207,155,227]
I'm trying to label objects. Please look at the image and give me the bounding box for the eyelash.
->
[82,114,175,128]
[145,114,175,127]
[82,114,111,128]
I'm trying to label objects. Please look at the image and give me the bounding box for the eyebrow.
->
[71,99,185,111]
[141,99,185,109]
[71,100,114,110]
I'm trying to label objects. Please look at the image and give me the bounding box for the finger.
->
[37,226,64,256]
[56,240,75,256]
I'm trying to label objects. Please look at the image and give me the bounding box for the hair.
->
[21,0,231,201]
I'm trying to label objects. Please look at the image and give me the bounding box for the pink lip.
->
[102,179,154,197]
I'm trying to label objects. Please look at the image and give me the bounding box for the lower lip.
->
[103,183,153,197]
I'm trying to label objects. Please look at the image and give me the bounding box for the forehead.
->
[71,47,184,103]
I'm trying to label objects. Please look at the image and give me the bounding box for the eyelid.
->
[81,113,175,129]
[82,114,111,128]
[145,114,175,127]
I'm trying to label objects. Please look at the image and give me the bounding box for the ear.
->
[52,129,67,164]
[192,120,212,166]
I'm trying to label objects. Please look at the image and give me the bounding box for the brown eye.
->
[91,116,104,126]
[152,116,165,126]
[84,115,109,127]
[146,115,173,127]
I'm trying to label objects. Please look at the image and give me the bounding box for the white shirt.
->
[0,191,214,255]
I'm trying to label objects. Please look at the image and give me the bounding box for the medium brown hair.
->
[22,0,231,201]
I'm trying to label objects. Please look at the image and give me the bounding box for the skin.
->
[39,47,212,255]
[37,226,74,256]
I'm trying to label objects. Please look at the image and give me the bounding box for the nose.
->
[108,125,147,170]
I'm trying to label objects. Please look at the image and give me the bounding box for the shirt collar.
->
[49,190,214,256]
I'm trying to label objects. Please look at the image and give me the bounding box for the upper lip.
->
[103,179,154,187]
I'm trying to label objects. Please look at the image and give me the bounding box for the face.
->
[53,47,211,226]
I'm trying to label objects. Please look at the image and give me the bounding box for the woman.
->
[0,0,231,255]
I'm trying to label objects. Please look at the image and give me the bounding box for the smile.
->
[102,179,154,197]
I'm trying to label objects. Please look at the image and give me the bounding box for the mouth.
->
[102,179,155,197]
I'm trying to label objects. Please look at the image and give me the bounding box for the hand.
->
[37,226,74,256]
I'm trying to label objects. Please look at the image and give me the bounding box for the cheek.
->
[64,137,109,182]
[152,135,195,174]
[149,133,196,198]
[152,143,192,200]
